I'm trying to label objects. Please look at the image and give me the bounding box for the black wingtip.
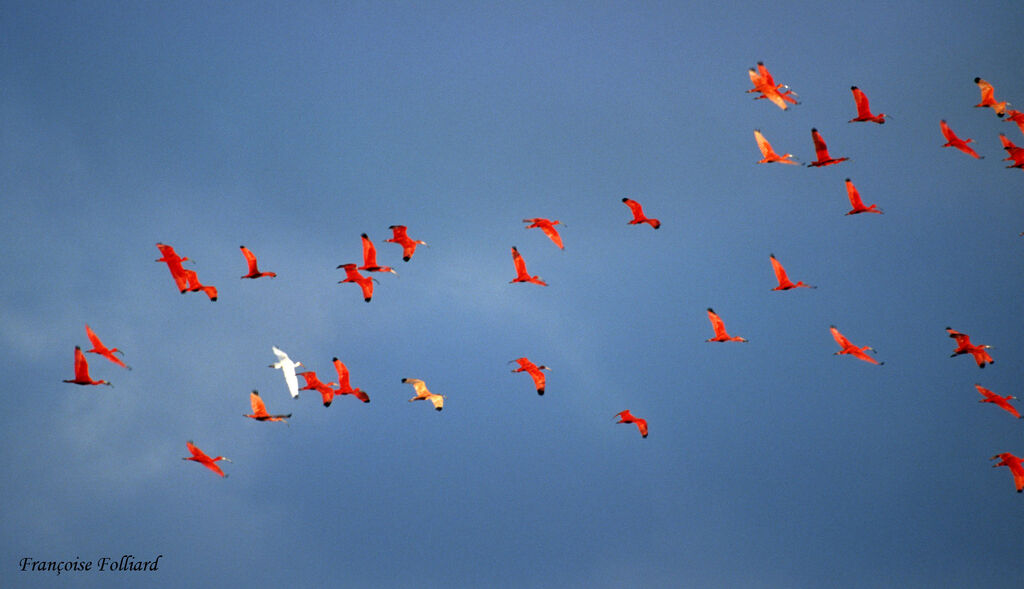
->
[402,256,411,261]
[811,127,818,132]
[974,77,981,83]
[361,233,368,238]
[851,85,858,90]
[621,197,628,202]
[537,389,545,395]
[435,407,443,411]
[323,401,332,407]
[401,378,408,383]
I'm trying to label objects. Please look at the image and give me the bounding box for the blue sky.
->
[3,2,1023,587]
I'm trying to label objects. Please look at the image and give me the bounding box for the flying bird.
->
[385,225,428,261]
[754,130,799,164]
[990,453,1024,493]
[998,133,1024,169]
[940,120,983,159]
[705,308,747,342]
[401,378,445,411]
[359,234,398,275]
[747,61,798,110]
[807,128,849,167]
[337,263,378,302]
[621,197,660,229]
[298,371,339,406]
[84,324,130,369]
[155,243,191,292]
[243,390,291,424]
[843,178,883,215]
[509,357,550,395]
[848,86,888,124]
[182,441,231,478]
[975,384,1021,419]
[510,246,547,286]
[523,218,565,249]
[182,269,218,301]
[270,346,303,398]
[615,410,648,438]
[830,325,884,365]
[332,357,370,403]
[974,77,1009,117]
[770,254,815,291]
[946,327,994,368]
[1004,109,1024,134]
[63,346,112,386]
[239,245,276,279]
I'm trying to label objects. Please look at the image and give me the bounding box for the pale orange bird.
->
[990,453,1024,493]
[359,234,397,275]
[940,120,983,159]
[621,197,660,229]
[510,246,547,286]
[182,269,218,301]
[615,410,648,438]
[769,254,815,291]
[753,130,799,164]
[401,378,445,411]
[243,390,291,424]
[705,308,747,342]
[298,371,339,406]
[946,327,994,368]
[975,384,1021,419]
[385,225,428,261]
[509,357,550,395]
[63,346,112,386]
[239,245,276,279]
[843,178,883,215]
[523,218,565,249]
[332,357,370,403]
[747,61,798,110]
[807,128,849,167]
[337,263,378,302]
[848,86,888,124]
[830,325,883,365]
[84,324,130,370]
[155,243,191,292]
[974,77,1009,117]
[998,133,1024,169]
[182,441,231,478]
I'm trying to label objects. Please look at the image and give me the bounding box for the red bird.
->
[298,371,339,406]
[332,357,370,403]
[946,327,994,368]
[843,178,883,215]
[753,130,799,165]
[848,86,888,124]
[770,254,815,291]
[155,243,191,292]
[990,453,1024,493]
[830,325,883,365]
[523,218,565,249]
[1004,109,1024,134]
[182,441,231,478]
[807,128,849,167]
[385,225,428,262]
[509,246,547,286]
[974,77,1009,117]
[998,133,1024,169]
[359,234,397,275]
[337,263,377,302]
[182,269,218,301]
[239,245,276,279]
[63,346,112,386]
[84,324,130,370]
[975,384,1021,419]
[940,120,982,159]
[615,410,648,438]
[243,390,291,424]
[509,357,550,395]
[705,308,747,342]
[621,198,660,229]
[747,61,798,110]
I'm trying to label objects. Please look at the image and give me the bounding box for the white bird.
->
[401,377,445,411]
[269,346,303,399]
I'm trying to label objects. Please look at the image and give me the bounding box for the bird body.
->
[998,133,1024,169]
[360,234,397,274]
[849,86,887,123]
[523,218,565,249]
[940,120,983,159]
[621,198,660,229]
[298,371,339,406]
[332,357,370,403]
[747,61,798,110]
[807,128,849,167]
[402,378,445,410]
[240,245,276,279]
[615,410,648,438]
[84,324,130,369]
[754,130,799,164]
[270,346,303,398]
[183,441,231,477]
[63,346,112,386]
[337,263,377,302]
[976,384,1021,419]
[243,390,291,423]
[975,77,1009,117]
[385,225,428,261]
[830,325,883,365]
[705,308,747,342]
[182,269,218,301]
[510,357,550,395]
[947,327,994,368]
[510,246,547,286]
[770,254,815,290]
[990,453,1024,492]
[844,178,883,215]
[155,243,190,292]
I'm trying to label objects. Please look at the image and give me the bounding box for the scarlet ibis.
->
[843,178,883,215]
[182,441,231,478]
[940,120,983,159]
[523,218,565,249]
[182,269,218,301]
[946,327,994,368]
[239,245,276,279]
[401,378,445,411]
[770,254,815,291]
[243,390,291,424]
[998,133,1024,169]
[385,225,428,261]
[84,324,130,370]
[63,346,112,386]
[155,243,190,292]
[830,325,883,365]
[1004,109,1024,134]
[298,371,338,406]
[270,346,303,398]
[621,198,660,229]
[974,78,1009,117]
[753,130,799,164]
[807,128,849,167]
[848,86,888,124]
[747,61,798,110]
[990,453,1024,493]
[332,357,370,403]
[509,357,550,395]
[337,263,377,302]
[615,410,648,438]
[705,308,747,342]
[975,384,1021,419]
[510,246,547,286]
[360,234,397,275]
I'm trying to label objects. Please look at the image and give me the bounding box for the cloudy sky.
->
[3,1,1023,587]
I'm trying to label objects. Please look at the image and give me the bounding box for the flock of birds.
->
[61,63,1023,492]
